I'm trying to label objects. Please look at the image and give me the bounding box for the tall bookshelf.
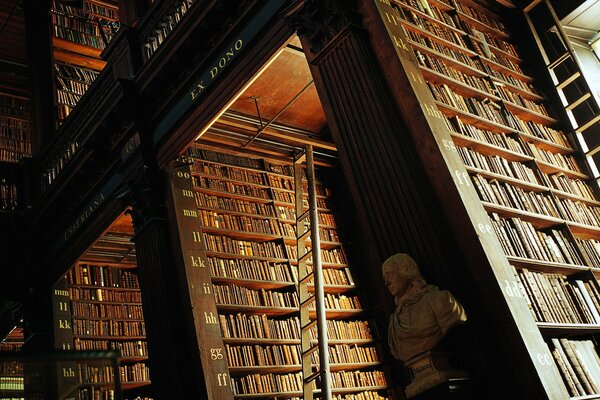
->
[60,215,153,400]
[50,0,119,125]
[393,0,600,396]
[0,325,24,400]
[187,147,390,399]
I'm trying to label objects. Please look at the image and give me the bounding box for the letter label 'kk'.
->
[191,255,206,268]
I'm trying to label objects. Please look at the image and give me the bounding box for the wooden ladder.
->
[294,145,332,400]
[523,0,600,186]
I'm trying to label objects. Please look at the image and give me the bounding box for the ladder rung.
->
[547,52,572,70]
[299,250,312,263]
[556,72,581,90]
[576,114,600,133]
[566,92,592,111]
[300,295,315,308]
[297,210,310,222]
[523,0,542,13]
[302,345,319,357]
[299,271,315,285]
[304,370,321,383]
[298,228,311,242]
[301,319,318,331]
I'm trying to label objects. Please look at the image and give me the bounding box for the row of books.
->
[305,264,354,286]
[416,50,496,94]
[73,339,148,357]
[577,238,600,267]
[458,146,542,184]
[194,176,272,200]
[193,162,265,185]
[73,319,146,337]
[200,209,282,236]
[398,0,458,28]
[404,26,478,68]
[71,302,144,320]
[225,344,300,367]
[53,25,105,49]
[57,89,83,107]
[55,63,99,84]
[120,362,150,383]
[489,213,584,265]
[322,294,362,310]
[497,86,549,117]
[83,1,119,20]
[470,174,560,217]
[429,83,512,126]
[230,370,387,395]
[219,314,300,340]
[42,141,80,190]
[67,264,140,289]
[471,27,518,57]
[511,118,570,148]
[513,268,600,324]
[454,1,507,33]
[527,143,580,173]
[56,77,90,96]
[203,233,286,259]
[214,285,299,308]
[272,189,330,209]
[189,148,263,170]
[0,97,29,119]
[219,313,376,342]
[76,363,114,384]
[51,12,104,36]
[549,338,600,397]
[196,193,277,217]
[400,8,468,49]
[557,197,600,227]
[444,115,528,155]
[208,257,296,283]
[0,116,28,130]
[69,287,143,303]
[471,38,525,76]
[316,344,380,365]
[0,126,30,142]
[142,0,196,59]
[0,180,18,210]
[547,173,596,201]
[285,245,348,264]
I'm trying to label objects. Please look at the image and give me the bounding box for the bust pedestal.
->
[404,351,469,398]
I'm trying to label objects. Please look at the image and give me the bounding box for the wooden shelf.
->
[420,66,498,101]
[216,304,298,316]
[197,205,278,220]
[70,299,142,306]
[68,284,141,291]
[457,11,510,39]
[193,171,271,189]
[506,256,589,273]
[193,186,273,204]
[401,20,476,58]
[518,132,574,155]
[211,276,295,290]
[482,201,564,229]
[73,335,146,340]
[550,189,600,207]
[232,385,388,399]
[537,322,600,336]
[493,77,544,102]
[449,131,531,162]
[201,226,283,242]
[222,337,376,345]
[397,1,467,36]
[228,361,381,376]
[535,160,587,181]
[122,380,151,390]
[205,251,288,263]
[435,101,515,134]
[478,55,532,83]
[71,315,145,322]
[503,101,557,126]
[409,39,486,77]
[465,165,548,193]
[566,222,600,240]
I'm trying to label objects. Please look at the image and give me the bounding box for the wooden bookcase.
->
[50,0,119,125]
[186,147,390,399]
[392,0,600,396]
[0,326,24,400]
[59,218,153,400]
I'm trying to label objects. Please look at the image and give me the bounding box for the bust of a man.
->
[382,253,467,362]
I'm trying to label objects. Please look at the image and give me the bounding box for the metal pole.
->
[306,145,331,399]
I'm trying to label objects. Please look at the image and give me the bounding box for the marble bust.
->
[382,253,467,362]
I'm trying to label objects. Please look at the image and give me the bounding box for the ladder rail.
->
[295,145,332,400]
[523,0,600,182]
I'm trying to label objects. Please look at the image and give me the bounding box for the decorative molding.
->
[286,0,361,54]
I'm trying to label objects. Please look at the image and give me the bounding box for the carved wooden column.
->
[129,165,207,400]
